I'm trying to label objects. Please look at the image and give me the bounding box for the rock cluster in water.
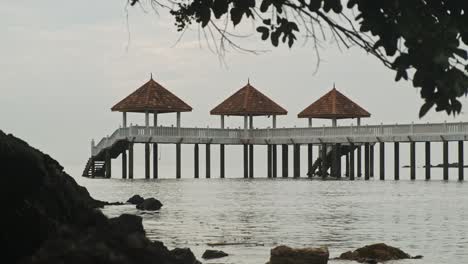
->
[0,130,198,264]
[127,195,163,211]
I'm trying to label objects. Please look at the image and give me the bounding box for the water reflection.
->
[78,177,468,264]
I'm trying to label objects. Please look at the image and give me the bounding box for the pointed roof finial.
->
[333,82,336,89]
[247,77,250,85]
[150,73,153,80]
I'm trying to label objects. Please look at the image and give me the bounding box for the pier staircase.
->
[308,145,356,177]
[82,158,106,178]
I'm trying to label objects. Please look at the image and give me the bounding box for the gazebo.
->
[298,86,370,127]
[298,85,371,178]
[111,76,192,179]
[210,81,287,178]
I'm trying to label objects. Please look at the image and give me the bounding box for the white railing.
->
[92,122,468,156]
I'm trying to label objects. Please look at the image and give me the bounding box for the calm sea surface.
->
[76,174,468,264]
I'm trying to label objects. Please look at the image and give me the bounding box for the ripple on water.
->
[77,177,468,264]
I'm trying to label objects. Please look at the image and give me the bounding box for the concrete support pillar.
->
[364,143,370,180]
[350,143,355,180]
[410,142,416,180]
[307,144,313,177]
[321,144,327,178]
[176,143,181,179]
[443,141,449,181]
[249,144,254,178]
[394,142,399,180]
[379,142,385,180]
[129,143,134,179]
[221,115,225,129]
[425,142,431,180]
[206,144,211,179]
[105,150,111,178]
[272,145,277,178]
[293,144,300,178]
[123,112,127,128]
[370,144,374,177]
[272,115,277,128]
[308,118,312,127]
[243,144,248,178]
[153,143,158,179]
[220,144,225,178]
[345,153,350,177]
[459,141,464,181]
[332,118,337,127]
[357,146,362,177]
[122,150,127,179]
[243,116,248,136]
[145,143,150,179]
[282,144,288,178]
[249,115,253,129]
[267,145,272,178]
[194,144,199,178]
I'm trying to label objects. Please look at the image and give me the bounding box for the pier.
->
[83,77,468,181]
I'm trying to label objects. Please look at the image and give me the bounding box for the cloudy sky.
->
[1,0,466,178]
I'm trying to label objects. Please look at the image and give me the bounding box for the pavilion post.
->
[153,143,158,179]
[194,144,199,178]
[370,144,374,177]
[410,142,416,180]
[394,142,399,180]
[272,145,277,178]
[308,118,312,127]
[145,143,150,179]
[243,144,248,178]
[206,144,211,178]
[176,112,181,135]
[350,143,355,180]
[459,141,464,181]
[425,142,431,180]
[122,150,127,179]
[443,141,449,180]
[321,144,327,178]
[176,143,181,179]
[221,115,225,129]
[308,144,313,177]
[249,144,254,178]
[364,143,370,180]
[129,142,134,179]
[220,144,225,178]
[345,153,350,177]
[267,145,272,178]
[379,142,385,180]
[282,144,288,178]
[123,112,127,128]
[293,144,300,178]
[357,145,362,177]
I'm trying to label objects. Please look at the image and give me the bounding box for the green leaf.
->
[419,101,435,118]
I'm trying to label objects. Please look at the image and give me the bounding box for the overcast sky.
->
[1,0,466,178]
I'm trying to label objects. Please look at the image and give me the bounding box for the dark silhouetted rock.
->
[127,194,145,205]
[202,249,229,259]
[0,130,199,264]
[136,197,163,211]
[269,245,329,264]
[170,248,202,264]
[337,243,417,262]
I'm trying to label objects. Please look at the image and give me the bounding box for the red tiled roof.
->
[111,78,192,113]
[298,88,370,119]
[210,83,287,116]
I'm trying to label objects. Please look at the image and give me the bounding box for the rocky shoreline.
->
[0,130,200,264]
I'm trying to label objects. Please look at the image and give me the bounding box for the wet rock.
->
[136,197,163,211]
[109,213,145,234]
[202,249,229,259]
[337,243,417,262]
[170,248,202,264]
[269,245,329,264]
[127,194,145,205]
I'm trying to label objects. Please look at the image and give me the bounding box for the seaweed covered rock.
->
[127,194,145,205]
[337,243,421,263]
